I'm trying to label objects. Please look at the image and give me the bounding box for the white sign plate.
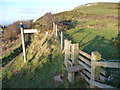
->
[24,29,37,33]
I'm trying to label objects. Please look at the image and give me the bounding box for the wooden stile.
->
[65,65,84,73]
[55,24,119,89]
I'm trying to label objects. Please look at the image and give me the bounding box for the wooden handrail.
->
[78,60,91,72]
[78,55,91,66]
[79,71,90,83]
[82,69,107,82]
[79,50,91,59]
[94,62,120,68]
[82,70,91,78]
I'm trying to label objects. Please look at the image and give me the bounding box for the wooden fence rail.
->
[53,22,120,89]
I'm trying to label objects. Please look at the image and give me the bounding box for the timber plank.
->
[65,65,84,73]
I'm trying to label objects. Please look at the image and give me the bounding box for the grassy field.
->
[2,2,119,88]
[60,2,118,60]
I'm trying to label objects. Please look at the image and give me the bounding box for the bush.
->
[3,20,33,42]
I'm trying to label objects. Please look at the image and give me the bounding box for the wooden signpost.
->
[24,29,37,33]
[20,23,37,63]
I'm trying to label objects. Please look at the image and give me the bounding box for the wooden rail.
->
[79,71,90,83]
[81,70,91,79]
[79,50,91,59]
[90,80,119,89]
[67,60,73,66]
[78,56,91,66]
[78,60,91,72]
[94,62,120,68]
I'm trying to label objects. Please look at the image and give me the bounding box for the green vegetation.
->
[64,27,118,59]
[1,45,22,66]
[2,46,64,88]
[2,30,87,88]
[60,2,118,60]
[75,3,118,15]
[2,2,119,88]
[1,34,30,66]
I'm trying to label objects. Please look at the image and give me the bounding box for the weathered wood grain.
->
[78,56,91,66]
[79,50,91,59]
[65,65,84,73]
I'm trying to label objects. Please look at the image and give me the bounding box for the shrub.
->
[3,20,33,42]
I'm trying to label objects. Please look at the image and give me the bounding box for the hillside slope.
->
[2,30,64,88]
[2,26,87,88]
[2,2,119,88]
[54,2,118,59]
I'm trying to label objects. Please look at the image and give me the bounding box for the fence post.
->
[90,51,101,88]
[68,43,79,82]
[53,22,55,32]
[71,43,79,65]
[55,24,58,38]
[64,40,71,67]
[61,31,64,50]
[20,23,27,63]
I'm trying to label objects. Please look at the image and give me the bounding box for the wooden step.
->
[65,65,84,73]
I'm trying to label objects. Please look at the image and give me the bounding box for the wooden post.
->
[61,31,63,50]
[71,44,79,65]
[90,51,101,88]
[55,24,58,38]
[68,72,74,83]
[20,23,27,63]
[64,40,71,67]
[53,22,55,32]
[90,52,96,88]
[68,43,79,82]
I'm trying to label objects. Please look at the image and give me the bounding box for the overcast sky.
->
[0,0,119,26]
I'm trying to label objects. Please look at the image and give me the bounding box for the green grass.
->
[1,44,22,66]
[59,2,118,60]
[64,27,118,59]
[2,31,87,88]
[2,43,87,88]
[1,34,31,66]
[2,2,119,88]
[75,3,118,15]
[2,43,63,88]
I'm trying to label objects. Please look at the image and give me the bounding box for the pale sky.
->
[0,0,119,26]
